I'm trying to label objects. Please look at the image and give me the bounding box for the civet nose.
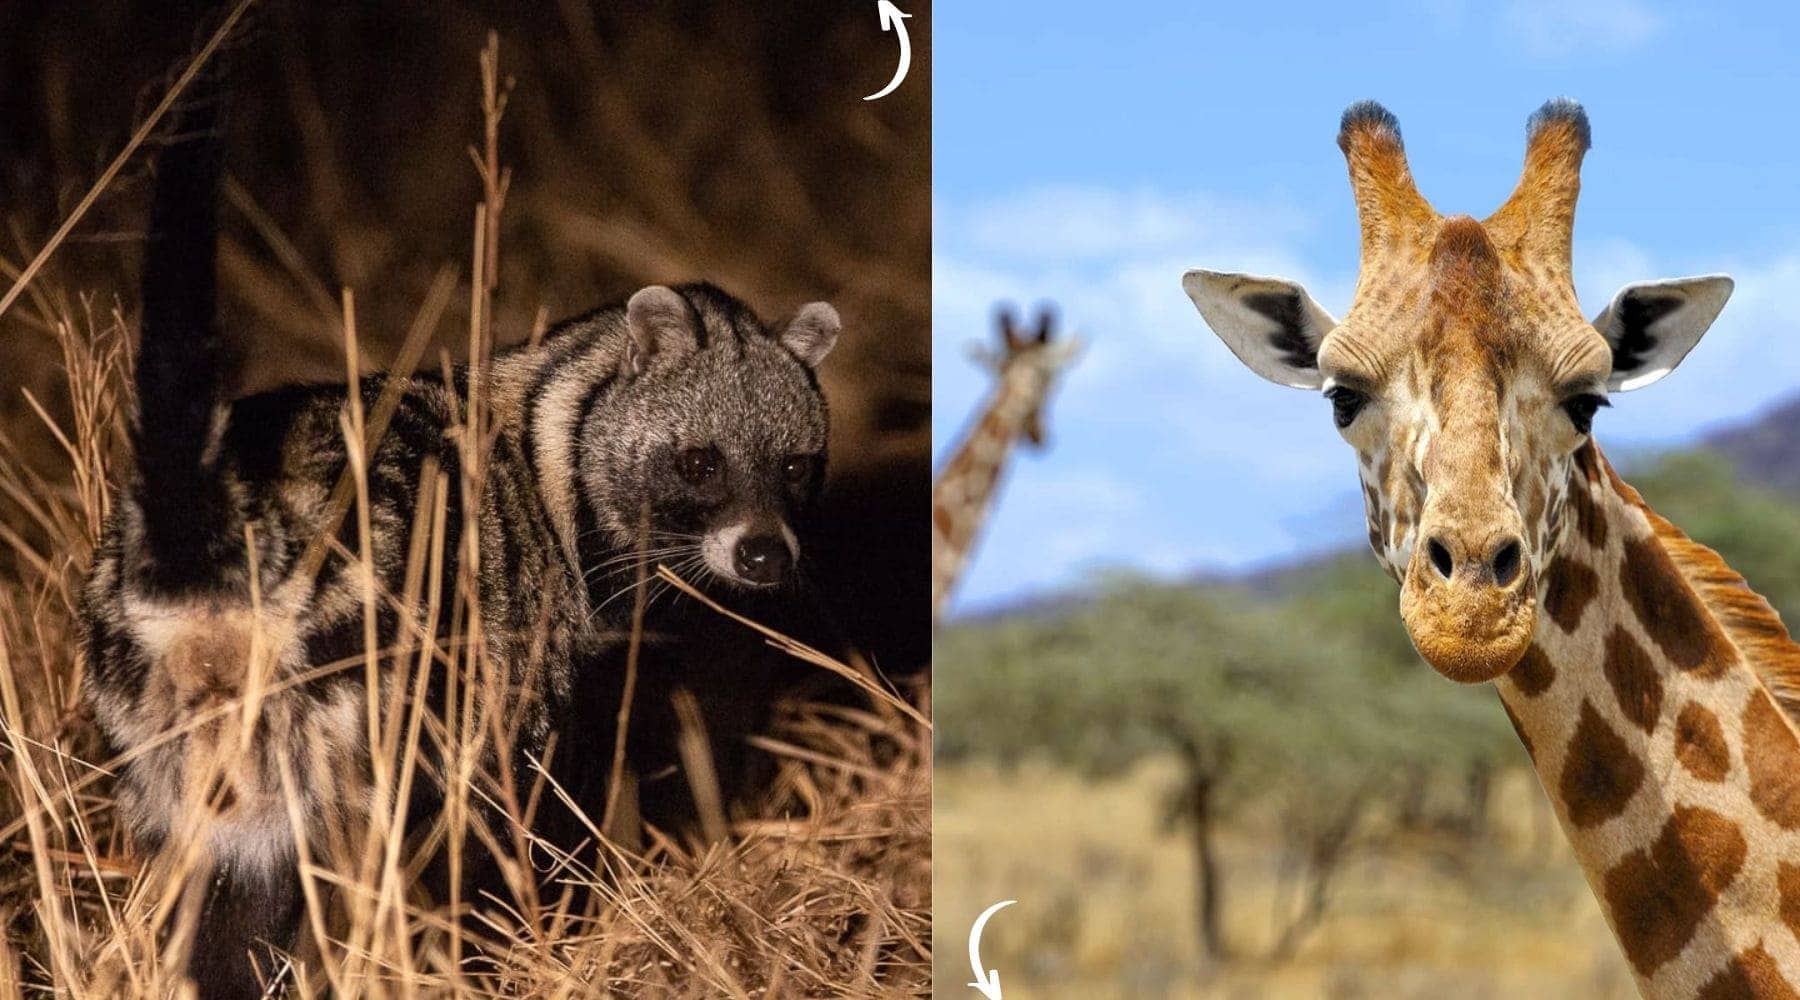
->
[733,535,792,584]
[1424,533,1524,588]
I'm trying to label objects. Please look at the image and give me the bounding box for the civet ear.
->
[1592,275,1734,392]
[624,285,699,376]
[780,302,842,368]
[1182,270,1338,390]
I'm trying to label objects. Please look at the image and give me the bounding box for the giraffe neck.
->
[931,370,1044,618]
[1498,444,1800,999]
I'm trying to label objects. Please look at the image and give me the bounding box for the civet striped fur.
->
[79,69,842,999]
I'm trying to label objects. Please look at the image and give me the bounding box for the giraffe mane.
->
[1611,470,1800,724]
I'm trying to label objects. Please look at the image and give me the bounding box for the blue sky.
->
[933,0,1800,614]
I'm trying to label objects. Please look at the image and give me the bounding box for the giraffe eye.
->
[1561,393,1610,435]
[1325,386,1367,429]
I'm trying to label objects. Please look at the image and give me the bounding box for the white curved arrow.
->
[864,2,914,102]
[967,899,1016,999]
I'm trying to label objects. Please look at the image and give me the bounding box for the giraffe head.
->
[972,305,1081,446]
[1184,100,1734,683]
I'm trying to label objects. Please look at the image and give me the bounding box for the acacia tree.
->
[937,574,1516,962]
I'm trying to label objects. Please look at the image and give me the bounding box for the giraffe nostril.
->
[1492,539,1522,586]
[1427,538,1454,580]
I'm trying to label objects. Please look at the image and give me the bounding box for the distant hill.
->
[1707,393,1800,496]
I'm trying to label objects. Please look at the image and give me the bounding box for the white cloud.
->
[1500,0,1665,57]
[1416,0,1471,31]
[934,185,1362,609]
[936,185,1340,401]
[1025,468,1149,566]
[959,186,1312,262]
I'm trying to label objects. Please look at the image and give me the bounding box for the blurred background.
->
[0,0,932,671]
[933,1,1800,996]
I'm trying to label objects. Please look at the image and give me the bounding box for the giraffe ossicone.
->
[1184,99,1800,998]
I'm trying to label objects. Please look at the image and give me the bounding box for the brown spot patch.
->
[1697,945,1799,1000]
[1744,692,1800,829]
[1602,805,1747,977]
[932,503,955,537]
[1620,534,1733,677]
[1508,643,1557,697]
[1575,440,1605,484]
[1543,556,1599,633]
[1674,703,1730,782]
[1780,863,1800,944]
[1559,699,1644,829]
[1602,627,1662,733]
[1566,479,1608,549]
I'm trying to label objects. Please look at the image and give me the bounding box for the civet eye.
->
[781,456,815,484]
[1561,393,1609,435]
[1325,385,1367,429]
[679,446,722,484]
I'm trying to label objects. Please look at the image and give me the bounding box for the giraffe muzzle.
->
[1399,525,1537,683]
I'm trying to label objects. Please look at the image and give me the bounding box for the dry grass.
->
[936,757,1631,999]
[0,21,929,999]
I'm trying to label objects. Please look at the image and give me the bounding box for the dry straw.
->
[0,18,928,999]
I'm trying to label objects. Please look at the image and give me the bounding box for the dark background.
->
[0,0,931,671]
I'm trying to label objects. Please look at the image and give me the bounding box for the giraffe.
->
[932,306,1079,620]
[1183,98,1800,998]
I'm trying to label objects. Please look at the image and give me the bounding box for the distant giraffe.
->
[1186,99,1800,998]
[931,307,1078,620]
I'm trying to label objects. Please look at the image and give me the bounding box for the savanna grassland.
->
[935,450,1800,999]
[0,3,931,995]
[936,759,1631,999]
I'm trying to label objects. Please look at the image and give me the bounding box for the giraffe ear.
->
[1593,275,1733,392]
[1182,270,1337,390]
